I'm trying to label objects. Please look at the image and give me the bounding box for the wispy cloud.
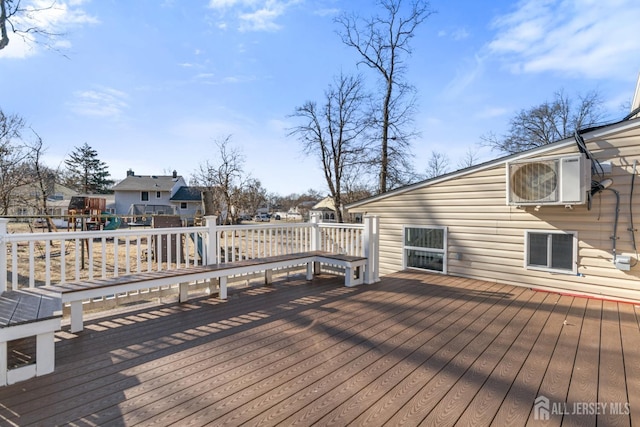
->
[68,87,129,118]
[438,27,470,41]
[443,54,486,99]
[207,0,301,32]
[474,106,509,119]
[313,8,339,17]
[0,0,98,59]
[188,72,256,85]
[487,0,640,80]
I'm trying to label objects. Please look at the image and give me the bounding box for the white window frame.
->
[141,191,149,201]
[524,230,578,275]
[403,225,447,274]
[156,191,162,199]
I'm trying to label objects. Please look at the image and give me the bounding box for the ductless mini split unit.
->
[506,153,591,206]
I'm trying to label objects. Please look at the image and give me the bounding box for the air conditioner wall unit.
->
[506,153,591,206]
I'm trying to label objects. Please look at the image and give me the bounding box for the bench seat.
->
[44,251,368,333]
[0,288,62,386]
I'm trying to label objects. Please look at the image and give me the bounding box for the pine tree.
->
[64,143,113,194]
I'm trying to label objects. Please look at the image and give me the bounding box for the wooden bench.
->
[44,251,367,333]
[0,288,62,386]
[312,252,367,287]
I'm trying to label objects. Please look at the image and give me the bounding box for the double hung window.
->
[525,230,577,274]
[404,226,447,273]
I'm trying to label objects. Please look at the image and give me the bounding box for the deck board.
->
[563,298,602,427]
[489,293,566,426]
[0,270,638,426]
[597,302,630,427]
[620,303,640,427]
[524,297,588,427]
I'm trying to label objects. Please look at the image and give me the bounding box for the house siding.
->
[349,120,640,302]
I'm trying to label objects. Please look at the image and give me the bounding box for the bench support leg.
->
[219,277,227,300]
[206,278,219,296]
[347,264,366,287]
[265,269,273,285]
[36,332,55,376]
[70,301,84,333]
[344,266,354,287]
[353,265,364,286]
[179,282,189,303]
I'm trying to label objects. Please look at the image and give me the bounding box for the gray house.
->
[112,170,186,216]
[170,186,203,225]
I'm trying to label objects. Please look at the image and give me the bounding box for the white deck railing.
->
[0,214,379,293]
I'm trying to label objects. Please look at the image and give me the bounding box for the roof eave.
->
[346,117,640,210]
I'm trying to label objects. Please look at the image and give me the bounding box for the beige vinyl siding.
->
[350,123,640,302]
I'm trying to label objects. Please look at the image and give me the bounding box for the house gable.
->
[347,117,640,302]
[112,171,187,215]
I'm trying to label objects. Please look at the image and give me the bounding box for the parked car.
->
[254,213,271,222]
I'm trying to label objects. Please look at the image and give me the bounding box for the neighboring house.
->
[311,196,362,223]
[273,209,303,221]
[8,182,77,220]
[346,104,640,302]
[311,196,338,222]
[170,186,203,225]
[112,170,186,216]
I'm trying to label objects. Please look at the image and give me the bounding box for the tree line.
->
[0,110,112,216]
[0,111,322,224]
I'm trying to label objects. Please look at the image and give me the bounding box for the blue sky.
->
[2,0,640,195]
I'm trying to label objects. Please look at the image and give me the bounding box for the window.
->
[156,191,161,199]
[180,202,187,209]
[525,230,577,274]
[403,226,447,273]
[141,191,149,201]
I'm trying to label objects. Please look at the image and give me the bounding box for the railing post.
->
[0,218,8,293]
[310,212,321,252]
[363,214,380,284]
[204,215,218,264]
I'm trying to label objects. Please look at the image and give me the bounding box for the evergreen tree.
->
[64,143,113,194]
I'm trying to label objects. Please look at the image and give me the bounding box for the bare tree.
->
[0,0,60,50]
[456,147,480,170]
[0,108,30,215]
[482,89,605,154]
[425,150,449,179]
[27,130,61,231]
[336,0,433,193]
[192,136,248,225]
[289,73,369,223]
[236,178,267,219]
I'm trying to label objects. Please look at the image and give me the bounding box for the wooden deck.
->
[1,270,639,426]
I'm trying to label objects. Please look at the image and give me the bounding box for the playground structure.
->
[67,196,121,231]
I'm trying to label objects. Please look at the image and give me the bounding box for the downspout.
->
[607,188,620,263]
[629,160,638,266]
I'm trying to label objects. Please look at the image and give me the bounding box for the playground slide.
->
[189,232,204,260]
[102,213,123,230]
